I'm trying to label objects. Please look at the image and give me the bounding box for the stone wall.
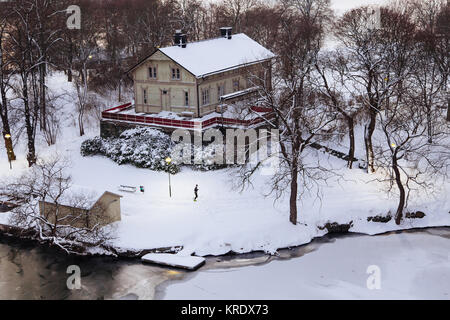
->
[100,120,176,138]
[100,120,139,138]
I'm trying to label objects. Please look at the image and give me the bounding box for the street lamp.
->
[4,133,12,170]
[165,157,172,197]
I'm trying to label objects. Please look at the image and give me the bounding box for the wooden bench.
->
[119,185,137,193]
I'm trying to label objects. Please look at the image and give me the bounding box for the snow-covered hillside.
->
[1,72,448,257]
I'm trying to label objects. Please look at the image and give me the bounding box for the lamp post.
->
[165,157,172,197]
[4,133,12,170]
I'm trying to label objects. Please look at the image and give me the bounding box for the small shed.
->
[39,190,122,229]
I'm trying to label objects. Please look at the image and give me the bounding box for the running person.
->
[194,184,199,201]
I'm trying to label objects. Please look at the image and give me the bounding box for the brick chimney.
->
[174,30,187,48]
[220,27,232,39]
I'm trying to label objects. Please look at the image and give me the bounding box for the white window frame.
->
[217,84,225,102]
[171,68,181,80]
[201,88,210,106]
[148,66,157,79]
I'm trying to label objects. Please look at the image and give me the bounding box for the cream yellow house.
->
[128,28,275,118]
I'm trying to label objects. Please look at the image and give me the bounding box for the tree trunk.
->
[78,112,85,136]
[446,94,449,122]
[289,165,298,225]
[67,40,74,83]
[426,104,433,143]
[0,95,16,161]
[39,62,47,131]
[23,82,36,167]
[347,116,355,169]
[446,77,449,122]
[2,128,16,161]
[364,110,377,173]
[118,79,122,102]
[392,154,405,225]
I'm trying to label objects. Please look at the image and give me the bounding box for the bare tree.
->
[175,0,206,42]
[8,0,42,166]
[220,0,260,32]
[434,3,450,122]
[31,0,66,133]
[0,7,17,162]
[236,0,335,225]
[314,50,363,168]
[334,6,415,173]
[375,82,449,225]
[71,17,98,136]
[410,34,446,143]
[41,90,64,146]
[412,0,449,123]
[74,56,90,137]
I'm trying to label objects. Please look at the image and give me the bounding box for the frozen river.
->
[0,228,448,300]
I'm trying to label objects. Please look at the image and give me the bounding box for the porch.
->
[101,102,275,136]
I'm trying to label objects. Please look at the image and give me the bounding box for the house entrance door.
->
[161,89,170,111]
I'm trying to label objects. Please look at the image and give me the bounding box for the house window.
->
[171,68,180,80]
[148,66,157,79]
[233,79,240,92]
[201,88,210,106]
[217,84,225,102]
[184,91,189,106]
[143,89,148,104]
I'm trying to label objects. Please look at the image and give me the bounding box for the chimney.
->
[181,34,187,48]
[174,30,187,48]
[220,27,232,39]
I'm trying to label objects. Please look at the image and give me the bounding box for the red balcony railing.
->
[101,103,274,130]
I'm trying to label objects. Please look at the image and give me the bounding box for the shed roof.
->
[41,186,122,210]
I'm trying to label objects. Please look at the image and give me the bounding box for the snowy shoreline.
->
[1,218,448,260]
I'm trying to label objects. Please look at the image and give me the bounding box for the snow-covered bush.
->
[80,136,105,156]
[81,128,179,173]
[81,128,232,173]
[191,143,229,171]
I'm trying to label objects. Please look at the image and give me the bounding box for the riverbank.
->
[0,222,183,259]
[1,217,449,261]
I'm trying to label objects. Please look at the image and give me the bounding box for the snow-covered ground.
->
[163,229,450,300]
[0,71,449,257]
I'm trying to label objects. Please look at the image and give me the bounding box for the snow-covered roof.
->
[220,86,258,100]
[159,33,275,78]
